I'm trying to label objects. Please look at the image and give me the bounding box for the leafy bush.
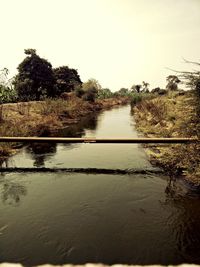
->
[75,86,84,98]
[130,92,155,106]
[81,80,99,102]
[0,85,17,103]
[151,87,167,95]
[97,88,113,99]
[130,93,142,105]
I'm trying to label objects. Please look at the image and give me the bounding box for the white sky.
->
[0,0,200,91]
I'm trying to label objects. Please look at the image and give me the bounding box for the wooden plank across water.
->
[0,137,198,143]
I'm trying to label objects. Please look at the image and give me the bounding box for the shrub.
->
[75,86,84,98]
[151,87,167,95]
[97,88,113,99]
[130,93,142,106]
[82,87,97,102]
[0,85,17,103]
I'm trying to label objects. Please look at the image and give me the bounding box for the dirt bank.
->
[0,96,129,160]
[132,91,200,185]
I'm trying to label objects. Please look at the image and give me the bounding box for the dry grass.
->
[0,96,128,160]
[133,91,200,183]
[136,99,168,126]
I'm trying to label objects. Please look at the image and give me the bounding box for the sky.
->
[0,0,200,91]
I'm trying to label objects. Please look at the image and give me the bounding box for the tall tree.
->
[142,81,150,92]
[131,84,142,93]
[166,75,181,91]
[53,66,82,95]
[14,49,55,101]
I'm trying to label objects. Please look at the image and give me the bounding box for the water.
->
[1,105,200,265]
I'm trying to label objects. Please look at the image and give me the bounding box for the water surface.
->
[1,105,200,265]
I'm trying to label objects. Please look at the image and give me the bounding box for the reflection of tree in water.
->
[0,161,27,206]
[26,142,57,167]
[60,114,98,150]
[0,158,8,168]
[82,114,98,131]
[61,114,98,138]
[0,180,27,206]
[24,114,98,166]
[161,177,200,263]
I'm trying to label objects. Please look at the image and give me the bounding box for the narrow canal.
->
[1,105,200,266]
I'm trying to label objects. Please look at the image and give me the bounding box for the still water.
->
[1,105,200,265]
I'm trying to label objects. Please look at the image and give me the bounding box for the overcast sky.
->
[0,0,200,91]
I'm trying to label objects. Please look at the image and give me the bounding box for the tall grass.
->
[130,92,155,106]
[136,99,168,124]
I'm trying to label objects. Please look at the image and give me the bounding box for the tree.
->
[53,66,82,96]
[151,87,167,95]
[131,84,142,93]
[166,75,181,91]
[81,79,100,102]
[118,88,129,96]
[14,49,55,101]
[142,81,150,93]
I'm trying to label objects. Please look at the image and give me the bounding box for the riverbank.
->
[0,96,129,160]
[132,90,200,185]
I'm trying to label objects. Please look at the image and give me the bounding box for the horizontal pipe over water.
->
[0,137,198,143]
[0,167,163,175]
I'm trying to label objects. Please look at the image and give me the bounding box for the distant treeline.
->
[0,49,200,106]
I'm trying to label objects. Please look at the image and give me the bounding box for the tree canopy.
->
[131,84,142,93]
[14,49,55,101]
[166,75,181,91]
[53,66,82,95]
[14,49,83,100]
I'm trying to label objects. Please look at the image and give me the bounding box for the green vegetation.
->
[0,68,16,104]
[97,88,113,99]
[81,79,99,102]
[13,49,55,101]
[53,66,82,96]
[166,75,181,91]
